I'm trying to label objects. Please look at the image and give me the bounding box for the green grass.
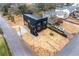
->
[0,36,11,56]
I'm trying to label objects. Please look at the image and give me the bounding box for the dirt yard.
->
[62,20,79,34]
[8,15,69,56]
[67,16,79,25]
[22,27,69,56]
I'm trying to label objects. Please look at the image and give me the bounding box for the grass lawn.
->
[0,35,11,56]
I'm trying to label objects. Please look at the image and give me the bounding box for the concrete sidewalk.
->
[0,16,33,56]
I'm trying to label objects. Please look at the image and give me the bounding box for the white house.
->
[55,7,70,19]
[43,3,79,19]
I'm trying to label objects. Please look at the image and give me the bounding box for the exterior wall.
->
[23,14,48,36]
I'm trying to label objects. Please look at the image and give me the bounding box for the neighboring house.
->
[43,9,55,18]
[55,3,79,19]
[43,3,79,19]
[43,6,70,19]
[23,14,48,36]
[55,8,70,19]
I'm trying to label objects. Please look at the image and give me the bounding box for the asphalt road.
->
[0,16,33,56]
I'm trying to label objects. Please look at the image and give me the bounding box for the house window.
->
[31,25,35,28]
[44,21,47,24]
[37,26,41,31]
[37,23,41,26]
[27,20,30,23]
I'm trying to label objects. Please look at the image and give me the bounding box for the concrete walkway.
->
[57,33,79,56]
[0,16,33,56]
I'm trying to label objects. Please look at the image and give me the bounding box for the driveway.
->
[0,16,33,56]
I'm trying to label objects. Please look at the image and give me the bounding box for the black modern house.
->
[23,14,48,36]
